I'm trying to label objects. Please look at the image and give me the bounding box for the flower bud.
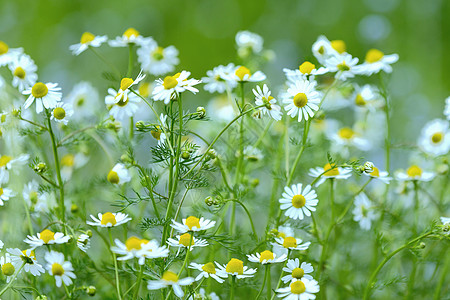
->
[418,242,426,249]
[2,262,15,276]
[196,107,206,118]
[135,120,146,131]
[363,161,374,174]
[205,196,214,206]
[120,154,133,164]
[181,152,190,160]
[86,230,93,238]
[35,296,48,300]
[70,204,79,214]
[251,178,259,187]
[86,286,96,296]
[33,162,47,174]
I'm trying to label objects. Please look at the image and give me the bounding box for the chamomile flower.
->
[60,153,89,181]
[22,180,51,212]
[247,250,287,265]
[216,258,257,279]
[325,53,359,81]
[8,54,37,91]
[444,97,450,120]
[108,28,148,47]
[111,237,169,265]
[137,40,179,75]
[87,212,131,227]
[1,254,15,282]
[151,113,167,145]
[327,126,371,152]
[281,259,314,283]
[235,31,263,54]
[202,63,237,93]
[396,165,435,182]
[283,80,321,122]
[147,271,194,297]
[253,84,282,121]
[352,193,377,230]
[354,49,399,76]
[50,102,73,125]
[272,236,311,252]
[312,35,346,65]
[24,229,70,249]
[65,81,100,120]
[226,66,266,83]
[0,154,29,184]
[107,163,131,185]
[0,186,15,205]
[7,248,45,276]
[308,163,352,187]
[363,166,392,184]
[105,88,141,121]
[189,262,228,283]
[114,72,146,103]
[171,216,216,233]
[418,119,450,156]
[0,41,22,66]
[76,234,91,252]
[283,61,328,83]
[279,183,318,220]
[23,82,62,113]
[352,84,383,112]
[152,71,201,104]
[69,32,107,55]
[44,251,76,287]
[167,233,208,251]
[275,278,320,299]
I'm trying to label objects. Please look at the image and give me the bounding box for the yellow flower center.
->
[53,107,66,120]
[370,167,380,177]
[163,76,178,90]
[107,170,120,184]
[1,263,15,276]
[318,46,325,55]
[259,250,274,262]
[14,67,26,79]
[101,212,117,226]
[52,263,65,276]
[355,93,366,106]
[30,191,38,204]
[292,195,306,208]
[120,78,134,91]
[151,127,162,140]
[292,267,305,279]
[61,154,75,167]
[365,49,384,63]
[337,62,350,71]
[124,28,139,39]
[226,258,244,275]
[0,155,12,167]
[330,40,346,54]
[431,132,443,143]
[293,93,308,108]
[80,32,95,44]
[31,82,49,98]
[299,61,316,74]
[115,94,129,107]
[0,41,8,55]
[138,82,150,97]
[201,262,216,274]
[40,229,55,243]
[179,233,193,247]
[0,188,3,196]
[162,271,178,283]
[282,236,297,248]
[407,165,422,178]
[323,163,339,176]
[235,66,251,81]
[338,127,355,140]
[22,250,36,260]
[125,236,142,251]
[152,46,164,60]
[185,216,201,230]
[290,280,306,294]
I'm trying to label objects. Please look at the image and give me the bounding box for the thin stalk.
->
[18,116,47,131]
[253,119,274,148]
[266,264,272,299]
[231,199,258,238]
[169,188,191,239]
[133,164,160,218]
[234,82,246,184]
[433,253,450,300]
[271,250,290,300]
[255,265,269,299]
[0,262,26,296]
[132,265,144,300]
[229,276,236,300]
[108,228,122,300]
[177,233,193,276]
[56,125,96,147]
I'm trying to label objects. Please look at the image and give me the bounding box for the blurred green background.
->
[1,0,449,140]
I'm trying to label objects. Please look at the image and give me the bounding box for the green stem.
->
[63,283,71,299]
[231,199,258,238]
[253,119,273,148]
[132,265,144,300]
[433,253,450,300]
[178,233,193,277]
[234,82,246,185]
[271,250,290,300]
[0,262,26,296]
[108,228,123,300]
[266,264,272,300]
[255,265,269,299]
[230,276,236,300]
[133,164,160,218]
[127,44,134,77]
[56,125,96,147]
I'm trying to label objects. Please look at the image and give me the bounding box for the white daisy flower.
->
[69,32,108,56]
[44,251,76,287]
[363,166,392,184]
[152,71,201,104]
[60,153,89,181]
[352,193,377,230]
[0,154,29,184]
[114,72,146,103]
[327,126,371,152]
[325,53,359,81]
[171,216,216,233]
[352,84,383,112]
[77,234,91,252]
[275,278,320,299]
[444,97,450,120]
[279,183,318,220]
[272,236,311,252]
[50,102,74,125]
[418,119,450,156]
[353,49,399,76]
[8,53,38,92]
[396,165,435,182]
[7,248,45,277]
[105,88,141,121]
[111,236,169,265]
[308,163,352,187]
[243,146,264,162]
[167,233,208,251]
[107,163,131,185]
[188,262,228,283]
[225,66,266,83]
[283,61,328,83]
[108,28,149,47]
[283,79,321,122]
[65,81,100,120]
[22,180,52,212]
[1,253,15,282]
[137,39,179,75]
[150,113,168,145]
[253,84,282,121]
[24,229,71,249]
[281,259,314,283]
[235,31,263,54]
[23,82,62,113]
[0,41,23,67]
[147,271,194,297]
[0,185,15,205]
[247,250,287,265]
[312,35,346,65]
[86,212,131,227]
[202,63,237,93]
[215,258,257,279]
